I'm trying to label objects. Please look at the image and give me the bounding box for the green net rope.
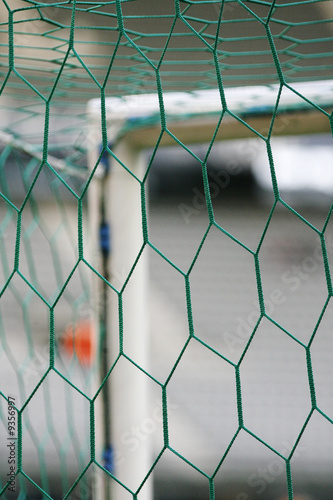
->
[0,1,333,499]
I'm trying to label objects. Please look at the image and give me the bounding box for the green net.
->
[0,0,333,499]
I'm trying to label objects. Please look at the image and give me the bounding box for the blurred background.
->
[0,1,333,499]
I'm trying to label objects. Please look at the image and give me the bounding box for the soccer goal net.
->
[0,1,333,500]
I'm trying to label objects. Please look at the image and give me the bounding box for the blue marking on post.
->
[100,221,111,256]
[103,444,114,473]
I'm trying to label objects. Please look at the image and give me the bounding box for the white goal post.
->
[87,79,333,500]
[89,80,333,148]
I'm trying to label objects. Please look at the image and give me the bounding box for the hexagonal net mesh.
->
[0,1,333,499]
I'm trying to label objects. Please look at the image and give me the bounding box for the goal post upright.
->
[107,139,151,499]
[87,79,333,500]
[88,122,152,499]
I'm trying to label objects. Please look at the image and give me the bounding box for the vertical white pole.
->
[107,139,152,500]
[87,131,108,500]
[88,131,109,500]
[89,128,152,500]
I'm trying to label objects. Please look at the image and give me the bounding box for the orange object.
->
[61,320,96,367]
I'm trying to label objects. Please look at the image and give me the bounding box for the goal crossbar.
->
[88,80,333,149]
